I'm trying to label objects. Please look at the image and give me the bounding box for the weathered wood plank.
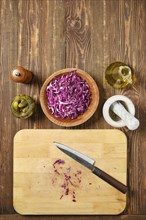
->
[65,0,91,70]
[0,214,146,220]
[0,0,65,214]
[39,0,65,129]
[65,0,103,129]
[112,0,146,214]
[0,0,19,214]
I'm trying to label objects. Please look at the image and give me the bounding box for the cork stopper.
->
[10,66,33,83]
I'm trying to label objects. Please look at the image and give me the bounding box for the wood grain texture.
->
[0,0,146,218]
[0,215,146,220]
[65,0,91,70]
[13,129,126,215]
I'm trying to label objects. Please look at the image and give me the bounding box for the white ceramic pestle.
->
[111,101,139,130]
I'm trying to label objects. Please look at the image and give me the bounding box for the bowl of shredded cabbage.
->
[40,68,99,127]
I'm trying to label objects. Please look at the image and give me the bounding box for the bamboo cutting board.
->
[13,129,127,215]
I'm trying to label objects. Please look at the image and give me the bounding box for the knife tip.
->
[53,141,59,146]
[53,141,63,149]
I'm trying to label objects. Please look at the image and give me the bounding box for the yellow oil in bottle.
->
[105,62,136,89]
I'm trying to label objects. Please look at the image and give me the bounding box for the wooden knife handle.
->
[92,166,127,194]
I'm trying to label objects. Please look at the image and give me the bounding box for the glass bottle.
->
[105,62,135,89]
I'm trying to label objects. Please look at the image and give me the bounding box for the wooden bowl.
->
[40,68,99,127]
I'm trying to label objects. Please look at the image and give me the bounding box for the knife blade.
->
[53,141,127,194]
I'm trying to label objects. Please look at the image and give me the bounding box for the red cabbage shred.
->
[46,71,91,119]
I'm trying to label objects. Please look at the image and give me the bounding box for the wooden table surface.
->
[0,0,146,219]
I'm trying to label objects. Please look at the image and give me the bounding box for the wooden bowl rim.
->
[40,68,99,127]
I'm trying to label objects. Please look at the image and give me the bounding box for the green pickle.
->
[18,100,28,108]
[13,101,19,111]
[105,62,136,89]
[11,94,35,119]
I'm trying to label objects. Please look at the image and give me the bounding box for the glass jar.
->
[105,62,136,89]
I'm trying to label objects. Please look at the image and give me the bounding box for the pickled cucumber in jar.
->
[11,94,35,119]
[105,62,136,89]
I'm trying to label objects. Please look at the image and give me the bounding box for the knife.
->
[53,142,127,194]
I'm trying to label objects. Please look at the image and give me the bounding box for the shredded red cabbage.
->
[46,71,91,119]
